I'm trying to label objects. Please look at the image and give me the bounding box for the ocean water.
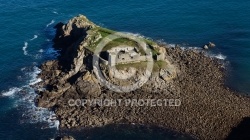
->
[0,0,250,139]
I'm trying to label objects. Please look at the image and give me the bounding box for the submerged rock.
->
[203,45,209,50]
[208,42,216,47]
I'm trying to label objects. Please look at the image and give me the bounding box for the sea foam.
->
[1,87,21,97]
[46,20,55,27]
[22,42,28,55]
[38,49,44,53]
[20,66,59,128]
[2,66,59,129]
[52,11,58,14]
[30,35,38,41]
[213,53,227,60]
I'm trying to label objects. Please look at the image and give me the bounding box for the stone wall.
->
[102,46,166,66]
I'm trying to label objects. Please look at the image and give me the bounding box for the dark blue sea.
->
[0,0,250,139]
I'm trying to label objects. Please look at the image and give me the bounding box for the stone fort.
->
[98,45,165,66]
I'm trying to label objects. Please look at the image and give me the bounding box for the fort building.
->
[98,45,165,67]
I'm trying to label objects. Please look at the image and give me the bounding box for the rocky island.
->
[35,15,250,140]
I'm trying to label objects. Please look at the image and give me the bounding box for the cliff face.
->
[53,15,98,70]
[53,15,97,50]
[36,15,250,140]
[37,15,101,107]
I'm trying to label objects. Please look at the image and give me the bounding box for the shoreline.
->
[35,15,250,140]
[57,123,197,139]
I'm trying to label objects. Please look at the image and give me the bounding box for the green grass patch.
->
[154,60,168,70]
[103,38,139,51]
[97,27,115,37]
[83,27,160,57]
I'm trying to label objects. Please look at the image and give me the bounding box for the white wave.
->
[21,67,59,129]
[166,44,176,48]
[38,49,44,53]
[168,44,226,60]
[187,46,202,50]
[28,66,41,85]
[1,87,21,97]
[165,44,225,61]
[213,53,227,60]
[46,118,60,130]
[22,104,59,129]
[2,66,59,129]
[156,39,170,45]
[30,35,38,41]
[29,78,42,85]
[176,46,227,60]
[54,120,60,130]
[46,20,55,28]
[130,33,145,39]
[121,32,147,39]
[21,67,26,71]
[173,45,202,51]
[22,42,28,55]
[52,11,58,14]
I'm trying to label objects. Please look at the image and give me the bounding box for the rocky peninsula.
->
[35,15,250,140]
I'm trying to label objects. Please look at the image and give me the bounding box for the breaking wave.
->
[1,66,60,129]
[38,49,44,53]
[125,32,227,62]
[22,42,28,55]
[212,53,227,60]
[30,35,38,41]
[46,20,55,27]
[52,11,58,14]
[162,42,226,60]
[2,39,59,129]
[1,87,21,97]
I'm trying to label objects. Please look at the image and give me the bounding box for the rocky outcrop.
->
[36,15,250,140]
[208,42,216,47]
[53,15,97,50]
[36,15,103,108]
[203,42,216,50]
